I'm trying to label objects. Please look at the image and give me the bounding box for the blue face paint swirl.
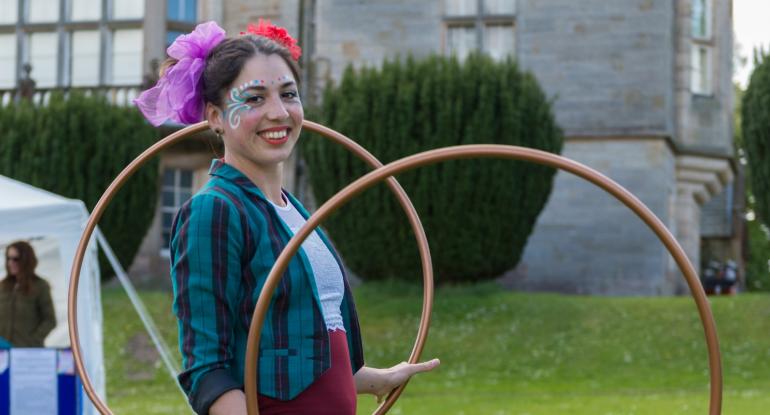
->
[223,75,298,130]
[225,80,263,130]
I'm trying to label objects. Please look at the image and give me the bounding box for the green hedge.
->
[0,92,159,278]
[303,54,563,283]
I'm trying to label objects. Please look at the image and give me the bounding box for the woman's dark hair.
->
[159,34,301,108]
[2,240,40,294]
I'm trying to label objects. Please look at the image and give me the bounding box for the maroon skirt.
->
[257,330,356,414]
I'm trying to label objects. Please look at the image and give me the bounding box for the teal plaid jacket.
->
[170,159,364,414]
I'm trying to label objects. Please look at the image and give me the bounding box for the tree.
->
[738,52,770,290]
[742,49,770,228]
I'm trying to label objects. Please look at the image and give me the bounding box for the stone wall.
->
[701,184,733,237]
[315,0,443,84]
[517,0,676,137]
[510,0,691,294]
[513,138,678,295]
[674,0,734,154]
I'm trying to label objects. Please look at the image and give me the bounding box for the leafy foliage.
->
[740,52,770,290]
[0,93,159,278]
[303,54,563,283]
[742,51,770,228]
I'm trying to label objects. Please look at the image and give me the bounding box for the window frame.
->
[445,22,476,60]
[0,0,19,25]
[691,0,712,41]
[70,29,101,86]
[159,167,194,257]
[0,33,18,88]
[2,0,147,90]
[69,0,103,22]
[108,27,143,85]
[690,43,713,96]
[26,0,62,24]
[27,30,60,87]
[167,0,198,24]
[690,0,714,96]
[482,22,516,62]
[111,0,145,20]
[443,0,516,60]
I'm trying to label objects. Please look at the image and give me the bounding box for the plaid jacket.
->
[170,159,364,414]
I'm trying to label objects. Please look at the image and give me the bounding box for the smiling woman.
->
[132,20,439,415]
[205,53,304,189]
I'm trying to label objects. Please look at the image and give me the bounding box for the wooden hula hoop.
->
[66,120,434,415]
[244,144,722,415]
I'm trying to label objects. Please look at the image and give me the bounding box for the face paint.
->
[271,74,293,85]
[225,80,263,130]
[224,75,297,130]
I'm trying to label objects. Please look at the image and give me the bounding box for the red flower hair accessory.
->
[241,19,302,61]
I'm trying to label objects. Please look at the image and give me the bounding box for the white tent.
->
[0,175,105,415]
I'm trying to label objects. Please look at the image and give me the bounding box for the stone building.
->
[1,0,740,294]
[192,0,740,295]
[139,0,744,294]
[200,0,738,295]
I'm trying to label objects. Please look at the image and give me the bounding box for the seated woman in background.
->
[0,241,56,347]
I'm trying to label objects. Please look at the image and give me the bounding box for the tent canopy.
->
[0,175,105,412]
[0,176,87,236]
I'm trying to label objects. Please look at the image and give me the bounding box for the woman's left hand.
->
[354,358,441,403]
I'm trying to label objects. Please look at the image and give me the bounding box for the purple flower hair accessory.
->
[133,21,226,126]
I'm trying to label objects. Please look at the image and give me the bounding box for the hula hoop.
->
[244,144,721,415]
[67,120,434,415]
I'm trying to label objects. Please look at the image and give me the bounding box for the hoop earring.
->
[208,128,224,158]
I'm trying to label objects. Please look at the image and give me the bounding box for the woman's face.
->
[6,247,20,276]
[210,53,304,171]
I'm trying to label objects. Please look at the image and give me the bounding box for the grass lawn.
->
[102,281,770,414]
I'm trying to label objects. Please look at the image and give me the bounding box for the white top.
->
[270,194,346,332]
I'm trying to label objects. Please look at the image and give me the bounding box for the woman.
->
[135,20,438,415]
[0,241,56,347]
